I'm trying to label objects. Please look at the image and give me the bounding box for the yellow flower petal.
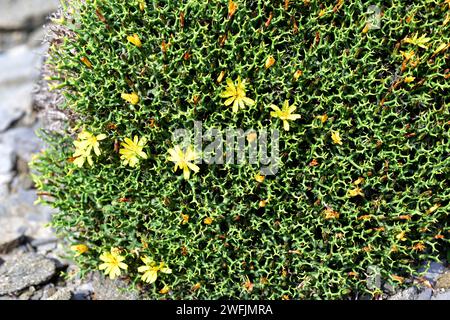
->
[127,34,142,48]
[121,92,140,105]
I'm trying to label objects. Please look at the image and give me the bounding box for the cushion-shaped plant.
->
[32,0,449,299]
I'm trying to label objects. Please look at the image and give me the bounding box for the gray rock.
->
[30,288,44,300]
[0,200,54,253]
[27,27,46,48]
[0,143,15,174]
[0,0,59,30]
[92,272,139,300]
[30,237,57,247]
[435,272,450,289]
[388,287,419,300]
[0,45,44,132]
[0,252,56,295]
[0,45,37,84]
[45,287,72,300]
[0,190,55,240]
[39,283,56,300]
[2,126,43,162]
[0,173,13,196]
[72,282,94,300]
[431,290,450,300]
[416,288,433,300]
[0,217,27,254]
[10,173,34,192]
[18,286,36,300]
[0,31,28,52]
[31,237,58,254]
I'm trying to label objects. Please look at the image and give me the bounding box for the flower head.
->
[293,69,303,80]
[99,248,128,280]
[120,136,148,167]
[160,286,170,294]
[220,77,255,113]
[255,173,265,183]
[331,130,343,145]
[121,92,139,105]
[138,0,146,11]
[228,0,237,19]
[167,145,200,180]
[400,50,415,62]
[403,33,431,49]
[73,130,107,167]
[323,208,340,220]
[127,34,142,48]
[269,100,301,131]
[138,256,172,284]
[347,187,364,197]
[412,242,425,252]
[71,244,88,257]
[396,231,407,242]
[316,114,328,123]
[181,214,189,225]
[265,55,276,69]
[217,70,226,83]
[204,217,214,225]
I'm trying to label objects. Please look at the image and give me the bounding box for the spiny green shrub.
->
[32,0,449,299]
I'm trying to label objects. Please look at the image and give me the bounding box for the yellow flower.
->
[404,76,415,83]
[316,114,328,123]
[204,217,214,225]
[255,173,265,183]
[121,92,139,105]
[323,208,340,220]
[127,34,142,48]
[138,256,172,284]
[71,244,88,257]
[228,0,237,19]
[293,69,303,80]
[412,242,425,252]
[403,33,431,49]
[265,55,276,69]
[73,130,107,167]
[99,248,128,280]
[159,286,170,294]
[220,77,255,113]
[396,231,407,242]
[353,177,365,185]
[167,145,200,180]
[331,130,343,145]
[362,24,370,34]
[318,9,326,17]
[347,187,364,197]
[269,100,301,131]
[400,50,415,62]
[181,214,189,225]
[119,136,148,167]
[138,0,146,11]
[217,70,226,83]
